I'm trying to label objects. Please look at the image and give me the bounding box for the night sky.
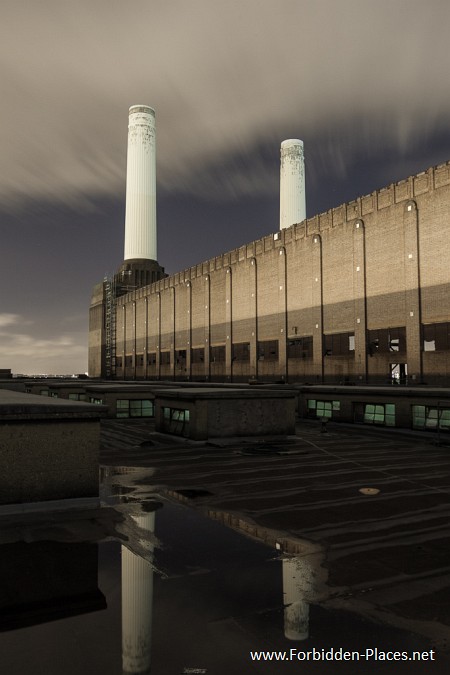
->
[2,0,450,375]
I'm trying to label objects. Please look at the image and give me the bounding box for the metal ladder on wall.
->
[104,276,116,379]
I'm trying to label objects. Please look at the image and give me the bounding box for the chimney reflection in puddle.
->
[282,550,327,641]
[121,508,155,675]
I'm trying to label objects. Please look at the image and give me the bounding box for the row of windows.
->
[117,338,314,366]
[308,399,395,426]
[116,399,154,418]
[88,397,155,418]
[116,322,450,368]
[68,393,86,401]
[412,405,450,430]
[307,400,450,431]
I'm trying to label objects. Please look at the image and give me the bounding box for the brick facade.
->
[89,162,450,385]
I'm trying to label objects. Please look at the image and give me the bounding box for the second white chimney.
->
[280,139,306,230]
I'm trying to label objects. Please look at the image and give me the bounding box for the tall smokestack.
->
[279,139,306,230]
[124,105,157,261]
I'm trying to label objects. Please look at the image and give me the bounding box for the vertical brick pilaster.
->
[312,235,324,382]
[144,297,148,379]
[170,287,175,380]
[121,305,126,380]
[404,200,422,381]
[249,258,258,379]
[131,301,136,380]
[353,220,367,381]
[278,247,287,380]
[204,275,211,380]
[156,292,161,380]
[186,282,192,379]
[225,267,232,381]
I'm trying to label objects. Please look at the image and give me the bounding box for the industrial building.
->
[89,106,450,386]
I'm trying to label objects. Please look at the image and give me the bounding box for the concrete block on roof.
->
[0,391,107,507]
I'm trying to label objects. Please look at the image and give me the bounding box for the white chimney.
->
[124,105,157,261]
[280,139,306,230]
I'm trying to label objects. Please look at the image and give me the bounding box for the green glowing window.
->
[116,399,154,418]
[385,403,396,427]
[363,403,395,426]
[412,405,425,428]
[412,405,450,431]
[161,407,190,437]
[426,409,438,428]
[69,393,86,401]
[317,401,333,418]
[440,409,450,429]
[307,399,340,419]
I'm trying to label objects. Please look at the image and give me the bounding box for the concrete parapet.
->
[0,391,107,506]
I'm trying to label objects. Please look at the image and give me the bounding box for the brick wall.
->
[91,161,450,384]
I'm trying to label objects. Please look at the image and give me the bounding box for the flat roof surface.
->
[155,387,297,400]
[0,390,107,418]
[44,382,90,390]
[85,384,168,393]
[100,417,450,659]
[299,384,450,399]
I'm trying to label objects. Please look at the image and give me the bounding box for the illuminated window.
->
[307,399,340,419]
[116,399,154,418]
[412,405,450,431]
[161,407,190,437]
[359,403,395,426]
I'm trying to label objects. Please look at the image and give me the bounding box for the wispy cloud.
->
[2,0,450,207]
[0,313,21,328]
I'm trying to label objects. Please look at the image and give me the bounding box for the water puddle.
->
[0,466,447,674]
